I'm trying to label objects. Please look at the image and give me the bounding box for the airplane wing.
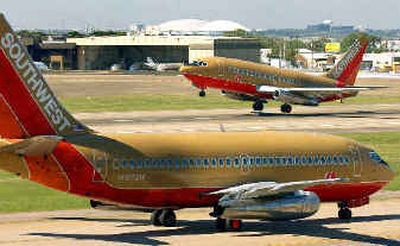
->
[209,178,348,199]
[257,85,385,94]
[0,136,62,157]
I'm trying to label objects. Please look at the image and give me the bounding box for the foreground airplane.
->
[180,38,384,113]
[0,14,394,231]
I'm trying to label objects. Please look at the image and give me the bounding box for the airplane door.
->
[348,144,362,177]
[91,150,108,183]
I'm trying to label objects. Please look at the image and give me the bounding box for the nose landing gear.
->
[338,202,352,220]
[199,90,206,97]
[252,101,264,111]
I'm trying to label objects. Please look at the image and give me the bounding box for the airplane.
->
[180,38,385,113]
[144,57,182,72]
[0,14,395,231]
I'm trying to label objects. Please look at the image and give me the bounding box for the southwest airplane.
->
[180,37,382,113]
[0,14,395,231]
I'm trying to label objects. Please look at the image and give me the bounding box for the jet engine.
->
[273,90,319,106]
[217,191,320,221]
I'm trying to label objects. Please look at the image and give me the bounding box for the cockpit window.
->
[369,151,389,167]
[187,60,208,67]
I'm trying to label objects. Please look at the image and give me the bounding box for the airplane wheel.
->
[229,219,243,231]
[199,90,206,97]
[150,209,163,226]
[215,217,227,231]
[252,101,264,111]
[280,104,292,114]
[159,209,177,227]
[338,207,352,220]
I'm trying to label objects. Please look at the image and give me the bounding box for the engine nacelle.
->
[220,191,320,221]
[273,90,319,106]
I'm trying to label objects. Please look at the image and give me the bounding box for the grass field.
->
[0,131,397,213]
[61,93,400,112]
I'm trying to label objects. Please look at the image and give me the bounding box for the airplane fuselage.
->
[0,131,393,209]
[181,57,358,103]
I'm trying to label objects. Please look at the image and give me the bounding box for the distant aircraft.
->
[180,38,385,113]
[144,57,182,71]
[0,14,394,231]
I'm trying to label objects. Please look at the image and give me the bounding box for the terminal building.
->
[25,19,260,70]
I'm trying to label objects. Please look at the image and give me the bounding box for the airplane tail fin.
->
[326,36,369,87]
[0,14,90,139]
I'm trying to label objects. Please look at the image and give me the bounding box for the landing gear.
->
[252,101,264,111]
[215,218,243,231]
[280,103,292,114]
[338,202,352,220]
[199,90,206,97]
[151,209,177,227]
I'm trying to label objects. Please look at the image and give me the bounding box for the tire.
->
[252,101,264,111]
[159,209,177,227]
[281,104,292,114]
[199,90,206,97]
[338,208,352,220]
[150,210,163,226]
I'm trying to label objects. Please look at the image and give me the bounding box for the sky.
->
[1,0,400,30]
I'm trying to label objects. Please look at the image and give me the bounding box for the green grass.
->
[0,131,397,213]
[0,177,88,213]
[60,93,400,113]
[339,131,400,190]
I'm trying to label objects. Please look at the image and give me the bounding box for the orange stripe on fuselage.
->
[25,155,69,192]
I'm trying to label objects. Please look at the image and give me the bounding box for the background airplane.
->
[144,57,182,71]
[180,38,385,113]
[0,14,394,231]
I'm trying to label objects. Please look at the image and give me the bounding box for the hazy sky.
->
[2,0,400,30]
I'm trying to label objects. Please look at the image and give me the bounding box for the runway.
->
[0,192,399,246]
[75,103,400,134]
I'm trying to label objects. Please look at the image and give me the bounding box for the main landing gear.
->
[280,103,292,114]
[199,90,206,97]
[151,209,177,227]
[338,202,352,220]
[252,100,264,111]
[211,205,243,231]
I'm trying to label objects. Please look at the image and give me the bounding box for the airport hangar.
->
[65,35,261,70]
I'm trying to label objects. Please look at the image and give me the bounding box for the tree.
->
[341,33,384,53]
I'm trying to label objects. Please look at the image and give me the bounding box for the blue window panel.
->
[144,159,151,169]
[326,155,332,165]
[182,159,187,168]
[287,156,293,166]
[314,155,320,165]
[255,157,261,166]
[293,156,300,165]
[242,157,248,167]
[204,159,209,168]
[212,159,217,168]
[263,157,269,165]
[137,159,142,169]
[226,158,231,168]
[196,159,202,168]
[219,158,224,168]
[333,155,338,164]
[234,158,240,168]
[153,159,160,169]
[275,157,281,166]
[160,160,165,169]
[301,156,308,165]
[166,159,172,169]
[343,156,350,164]
[249,157,255,166]
[306,155,312,165]
[189,159,194,168]
[281,157,287,165]
[175,159,180,169]
[320,156,326,165]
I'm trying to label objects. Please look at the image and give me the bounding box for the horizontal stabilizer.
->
[0,135,62,157]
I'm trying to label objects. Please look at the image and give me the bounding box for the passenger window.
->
[204,159,209,168]
[234,158,240,168]
[137,159,142,169]
[226,158,231,167]
[212,158,217,168]
[219,158,224,168]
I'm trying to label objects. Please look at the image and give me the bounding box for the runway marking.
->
[113,119,134,123]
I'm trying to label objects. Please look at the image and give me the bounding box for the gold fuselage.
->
[65,131,394,189]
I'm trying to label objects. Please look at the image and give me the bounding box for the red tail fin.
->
[326,37,369,87]
[0,14,90,138]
